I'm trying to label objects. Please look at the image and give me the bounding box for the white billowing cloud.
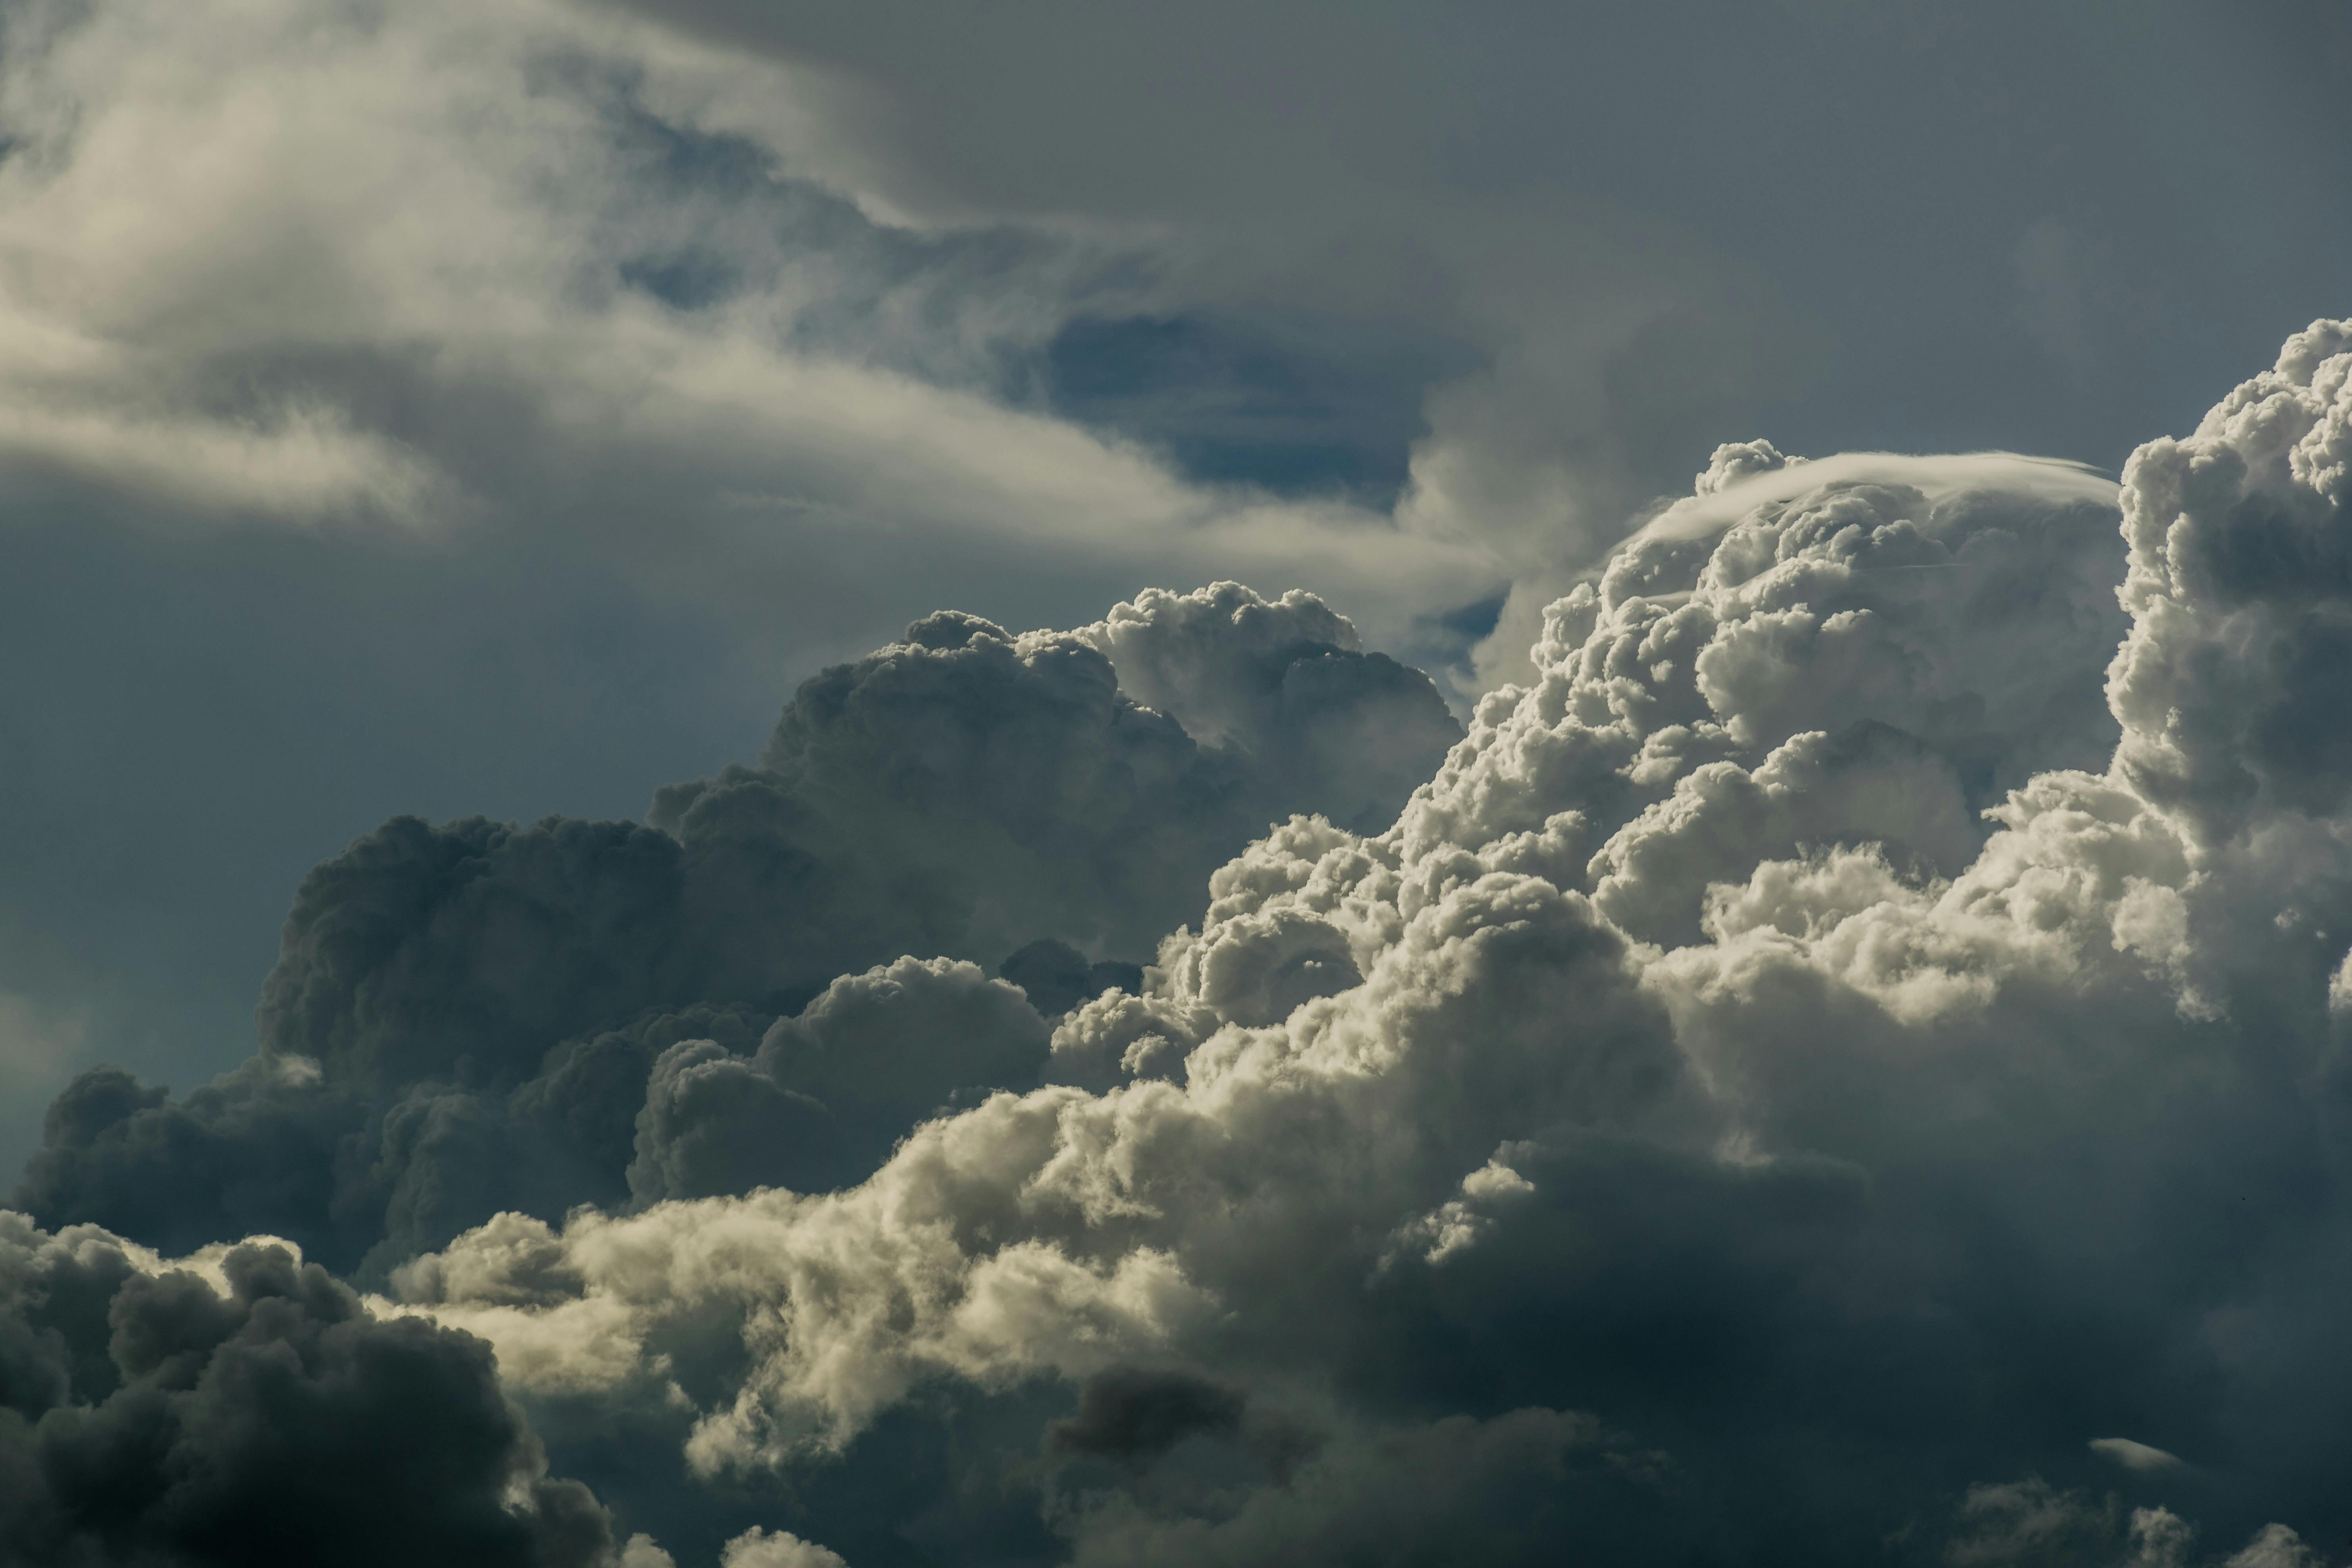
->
[1059,582,1470,832]
[720,1526,849,1568]
[2107,319,2352,842]
[51,320,2352,1559]
[387,1090,1229,1469]
[390,444,2154,1410]
[388,812,1692,1467]
[2329,947,2352,1016]
[1072,584,1364,748]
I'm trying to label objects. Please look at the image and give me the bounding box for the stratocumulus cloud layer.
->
[8,325,2352,1566]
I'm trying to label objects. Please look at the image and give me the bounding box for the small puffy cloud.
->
[1071,583,1463,834]
[1693,437,1801,496]
[720,1528,849,1568]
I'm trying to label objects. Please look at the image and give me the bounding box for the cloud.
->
[0,0,1501,639]
[17,317,2352,1564]
[0,1213,644,1566]
[604,0,2352,655]
[1071,583,1467,832]
[1941,1479,2177,1568]
[719,1528,848,1568]
[627,957,1050,1204]
[2088,1437,2184,1473]
[2107,320,2352,842]
[1046,1366,1246,1463]
[8,0,2344,1216]
[1627,449,2121,549]
[12,584,1452,1281]
[364,322,2351,1558]
[1055,1407,1679,1568]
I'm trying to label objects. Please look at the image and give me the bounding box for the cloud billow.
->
[10,585,1458,1282]
[11,326,2352,1564]
[0,1215,649,1567]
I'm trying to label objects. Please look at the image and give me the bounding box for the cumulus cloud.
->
[2107,320,2352,842]
[17,323,2352,1564]
[627,957,1049,1205]
[18,0,2344,1218]
[0,1214,642,1566]
[11,583,1455,1280]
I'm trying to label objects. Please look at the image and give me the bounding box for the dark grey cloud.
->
[998,940,1142,1021]
[0,1216,642,1567]
[12,584,1458,1280]
[628,957,1051,1205]
[1056,1407,1686,1568]
[1046,1366,1245,1465]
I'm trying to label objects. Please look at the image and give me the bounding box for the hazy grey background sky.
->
[0,0,2345,1171]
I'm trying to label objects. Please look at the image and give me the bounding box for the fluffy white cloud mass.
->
[12,325,2352,1564]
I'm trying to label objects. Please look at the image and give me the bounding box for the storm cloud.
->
[12,323,2351,1564]
[0,1215,649,1566]
[0,0,2349,1556]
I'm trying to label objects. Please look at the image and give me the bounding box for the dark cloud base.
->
[0,1222,626,1567]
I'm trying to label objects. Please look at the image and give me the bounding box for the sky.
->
[1,1,2350,1564]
